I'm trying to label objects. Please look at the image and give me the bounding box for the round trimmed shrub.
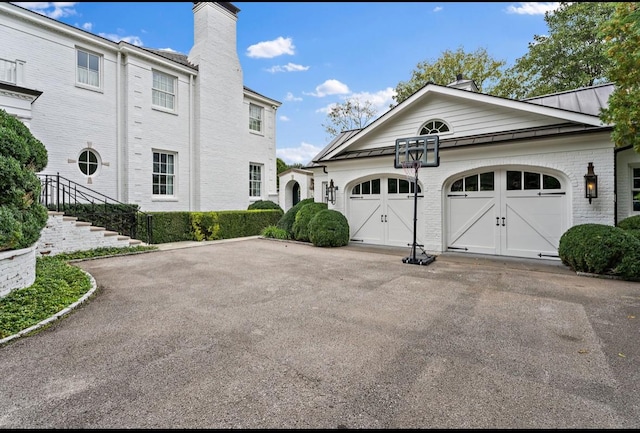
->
[308,209,350,247]
[292,202,327,242]
[618,215,640,230]
[558,223,640,280]
[248,200,283,213]
[0,108,48,251]
[276,198,314,238]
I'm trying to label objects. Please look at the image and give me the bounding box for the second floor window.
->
[249,104,263,133]
[152,70,176,111]
[77,49,100,88]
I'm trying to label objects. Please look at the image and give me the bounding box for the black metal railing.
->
[38,173,153,244]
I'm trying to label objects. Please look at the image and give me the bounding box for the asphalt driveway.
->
[0,238,639,428]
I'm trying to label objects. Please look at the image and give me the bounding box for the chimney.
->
[447,74,479,92]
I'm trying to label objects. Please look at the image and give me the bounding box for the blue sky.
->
[14,2,561,165]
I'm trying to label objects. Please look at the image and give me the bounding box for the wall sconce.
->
[328,179,338,205]
[584,162,598,204]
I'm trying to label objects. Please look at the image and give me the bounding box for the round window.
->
[78,149,99,176]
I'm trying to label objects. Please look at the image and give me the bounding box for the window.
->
[451,172,494,192]
[507,171,561,191]
[78,149,99,176]
[351,179,381,195]
[152,70,176,111]
[632,167,640,212]
[322,181,329,203]
[419,119,450,135]
[152,151,175,195]
[250,163,262,197]
[388,177,421,194]
[249,104,263,133]
[77,49,100,88]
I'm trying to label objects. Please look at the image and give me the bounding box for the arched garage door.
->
[446,168,567,259]
[348,177,424,248]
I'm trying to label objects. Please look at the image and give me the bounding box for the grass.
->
[0,245,157,341]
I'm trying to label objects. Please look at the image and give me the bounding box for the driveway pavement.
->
[0,237,639,428]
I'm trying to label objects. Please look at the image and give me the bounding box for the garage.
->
[348,176,424,248]
[446,167,568,259]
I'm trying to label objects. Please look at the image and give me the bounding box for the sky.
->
[13,2,562,166]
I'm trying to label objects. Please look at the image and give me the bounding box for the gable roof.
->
[313,82,614,164]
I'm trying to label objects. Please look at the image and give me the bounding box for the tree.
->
[599,2,640,152]
[321,97,377,140]
[493,2,616,99]
[392,46,506,105]
[0,109,49,251]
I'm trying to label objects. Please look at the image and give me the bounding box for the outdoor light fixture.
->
[328,179,338,205]
[584,162,598,204]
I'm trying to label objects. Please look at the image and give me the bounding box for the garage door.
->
[446,169,567,259]
[349,177,424,248]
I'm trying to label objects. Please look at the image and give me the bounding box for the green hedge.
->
[293,202,327,242]
[276,198,314,238]
[139,209,282,244]
[558,223,640,280]
[308,209,350,247]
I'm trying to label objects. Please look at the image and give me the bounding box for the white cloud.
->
[266,63,310,73]
[506,2,561,15]
[81,22,92,31]
[246,36,295,59]
[158,47,177,53]
[98,32,144,46]
[15,2,77,19]
[285,92,303,102]
[279,115,290,122]
[305,79,350,98]
[277,142,321,166]
[433,6,443,12]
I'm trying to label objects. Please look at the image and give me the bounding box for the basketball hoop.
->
[393,135,440,267]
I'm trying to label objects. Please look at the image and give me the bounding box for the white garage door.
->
[349,177,425,248]
[446,169,567,259]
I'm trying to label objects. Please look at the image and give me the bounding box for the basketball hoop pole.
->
[404,163,436,266]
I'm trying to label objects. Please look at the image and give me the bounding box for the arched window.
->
[419,119,450,135]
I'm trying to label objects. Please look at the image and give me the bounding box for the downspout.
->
[116,51,122,201]
[189,73,195,211]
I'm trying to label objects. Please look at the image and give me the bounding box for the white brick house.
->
[0,2,280,212]
[294,78,640,260]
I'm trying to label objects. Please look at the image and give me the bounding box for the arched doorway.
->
[292,182,300,207]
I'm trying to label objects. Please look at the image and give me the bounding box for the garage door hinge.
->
[447,246,469,251]
[447,194,468,197]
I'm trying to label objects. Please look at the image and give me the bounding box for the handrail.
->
[37,173,153,244]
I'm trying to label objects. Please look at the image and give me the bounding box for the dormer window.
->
[419,119,450,135]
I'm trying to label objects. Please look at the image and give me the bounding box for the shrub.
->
[248,200,283,213]
[261,225,289,240]
[0,108,48,251]
[276,198,314,238]
[292,202,327,242]
[308,209,350,247]
[618,215,640,230]
[558,223,640,280]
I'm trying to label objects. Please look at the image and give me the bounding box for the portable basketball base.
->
[394,135,440,266]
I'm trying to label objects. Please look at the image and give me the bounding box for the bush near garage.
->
[617,215,640,240]
[247,200,284,214]
[558,223,640,280]
[260,225,289,240]
[276,198,314,238]
[292,202,328,242]
[308,209,350,247]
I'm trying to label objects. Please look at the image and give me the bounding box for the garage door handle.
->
[385,215,388,222]
[496,217,499,226]
[502,217,506,226]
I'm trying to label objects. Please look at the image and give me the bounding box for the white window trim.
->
[631,165,640,213]
[152,69,178,114]
[75,47,103,92]
[249,103,264,135]
[152,150,177,198]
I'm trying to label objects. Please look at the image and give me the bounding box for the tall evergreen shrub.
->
[0,109,48,251]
